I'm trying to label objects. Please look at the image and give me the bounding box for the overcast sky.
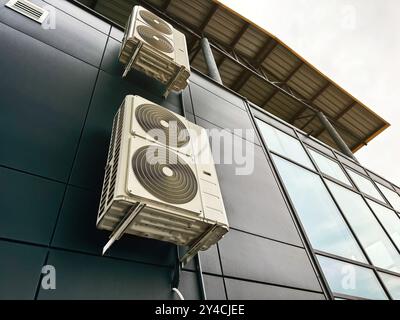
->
[220,0,400,185]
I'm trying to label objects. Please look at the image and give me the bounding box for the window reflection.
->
[273,155,366,262]
[318,255,388,300]
[327,181,400,273]
[379,272,400,300]
[367,199,400,251]
[256,119,314,169]
[308,149,351,186]
[346,169,385,202]
[376,183,400,212]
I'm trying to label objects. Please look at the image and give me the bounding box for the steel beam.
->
[262,60,304,107]
[289,81,330,124]
[217,22,250,68]
[317,111,358,161]
[231,38,278,91]
[314,101,358,138]
[201,37,223,84]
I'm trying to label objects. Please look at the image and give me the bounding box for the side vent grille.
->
[99,106,124,216]
[6,0,49,24]
[108,106,125,204]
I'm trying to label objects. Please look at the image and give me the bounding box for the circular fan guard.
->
[139,10,173,35]
[137,25,174,54]
[132,146,198,204]
[135,104,190,148]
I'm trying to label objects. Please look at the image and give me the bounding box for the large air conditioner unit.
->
[97,95,228,265]
[119,6,190,97]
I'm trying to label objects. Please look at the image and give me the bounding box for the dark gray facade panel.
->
[0,167,64,245]
[189,73,246,110]
[204,274,227,300]
[38,250,175,300]
[183,244,222,276]
[43,0,111,34]
[0,241,47,300]
[219,230,322,292]
[182,86,195,116]
[251,106,297,137]
[190,83,260,145]
[195,117,302,246]
[0,0,108,67]
[175,271,201,300]
[184,111,195,123]
[51,186,176,266]
[0,22,97,182]
[225,278,325,300]
[110,26,124,42]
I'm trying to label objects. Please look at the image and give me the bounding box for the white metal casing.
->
[97,96,228,251]
[119,6,190,92]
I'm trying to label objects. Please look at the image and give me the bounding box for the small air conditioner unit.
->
[97,96,228,265]
[119,6,190,97]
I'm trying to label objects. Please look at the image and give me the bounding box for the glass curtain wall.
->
[255,117,400,300]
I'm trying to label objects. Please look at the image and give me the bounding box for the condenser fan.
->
[137,25,174,54]
[132,145,198,204]
[135,104,190,148]
[139,10,173,35]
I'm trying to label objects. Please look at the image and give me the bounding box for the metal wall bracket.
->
[179,224,219,266]
[163,65,186,99]
[122,42,143,78]
[102,203,146,255]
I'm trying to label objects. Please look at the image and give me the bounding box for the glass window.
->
[308,149,351,186]
[367,199,400,250]
[379,272,400,300]
[327,181,400,273]
[318,255,388,300]
[257,119,314,169]
[273,155,366,262]
[346,169,385,202]
[376,183,400,212]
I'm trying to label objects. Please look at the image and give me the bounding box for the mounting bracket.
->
[102,203,146,255]
[122,41,143,78]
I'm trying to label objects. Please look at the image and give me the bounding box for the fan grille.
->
[139,10,173,35]
[135,104,190,148]
[137,25,174,54]
[132,146,198,204]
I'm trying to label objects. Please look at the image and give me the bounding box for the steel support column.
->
[201,37,223,84]
[317,111,358,162]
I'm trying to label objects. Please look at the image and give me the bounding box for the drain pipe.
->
[201,37,223,84]
[316,111,359,162]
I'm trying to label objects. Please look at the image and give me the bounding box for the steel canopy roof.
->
[78,0,390,152]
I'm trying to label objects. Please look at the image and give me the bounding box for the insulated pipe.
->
[201,37,223,84]
[317,111,358,162]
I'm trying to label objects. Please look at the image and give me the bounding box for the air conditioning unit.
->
[97,95,228,265]
[119,6,190,97]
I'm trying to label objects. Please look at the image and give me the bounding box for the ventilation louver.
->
[6,0,49,24]
[97,96,229,265]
